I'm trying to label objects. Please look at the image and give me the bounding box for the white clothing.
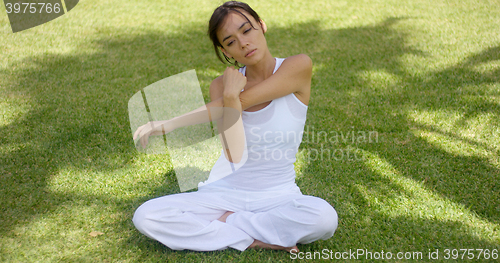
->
[133,58,338,251]
[133,188,337,251]
[201,58,308,191]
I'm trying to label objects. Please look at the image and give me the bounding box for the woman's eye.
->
[227,41,234,46]
[244,28,252,33]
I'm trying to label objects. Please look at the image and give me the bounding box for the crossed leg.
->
[133,191,337,252]
[223,195,338,250]
[133,191,253,251]
[217,211,299,253]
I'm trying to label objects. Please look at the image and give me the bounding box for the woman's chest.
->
[245,101,271,112]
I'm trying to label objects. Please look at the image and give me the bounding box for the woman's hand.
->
[222,66,247,99]
[133,120,174,149]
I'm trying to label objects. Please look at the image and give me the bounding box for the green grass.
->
[1,0,499,262]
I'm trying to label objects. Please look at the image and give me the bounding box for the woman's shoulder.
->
[275,54,313,83]
[276,54,313,81]
[210,75,224,87]
[281,54,313,71]
[283,54,312,63]
[278,54,312,106]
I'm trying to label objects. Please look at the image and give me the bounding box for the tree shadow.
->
[1,15,499,261]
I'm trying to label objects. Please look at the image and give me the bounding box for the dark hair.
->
[208,1,263,66]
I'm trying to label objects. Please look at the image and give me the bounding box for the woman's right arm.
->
[133,97,225,149]
[133,73,240,151]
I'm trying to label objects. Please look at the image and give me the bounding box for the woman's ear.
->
[220,47,232,58]
[260,19,267,34]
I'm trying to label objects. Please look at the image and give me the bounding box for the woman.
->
[132,1,338,252]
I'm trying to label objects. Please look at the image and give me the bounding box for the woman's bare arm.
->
[238,54,312,109]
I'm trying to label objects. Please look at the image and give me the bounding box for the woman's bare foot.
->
[217,211,234,223]
[249,239,299,253]
[216,213,298,253]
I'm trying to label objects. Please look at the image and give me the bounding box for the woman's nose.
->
[239,36,249,49]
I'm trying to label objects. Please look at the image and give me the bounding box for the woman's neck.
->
[244,51,276,82]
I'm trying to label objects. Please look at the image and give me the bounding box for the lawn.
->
[1,0,499,262]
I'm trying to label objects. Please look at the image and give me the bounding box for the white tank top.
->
[200,58,308,191]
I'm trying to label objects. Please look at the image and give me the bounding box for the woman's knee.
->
[318,201,338,237]
[132,199,170,234]
[132,202,152,234]
[306,197,338,237]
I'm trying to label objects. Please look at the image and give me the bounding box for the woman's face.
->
[217,10,267,66]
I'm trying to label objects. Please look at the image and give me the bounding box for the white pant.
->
[133,185,338,251]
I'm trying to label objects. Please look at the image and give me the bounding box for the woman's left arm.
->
[237,54,312,110]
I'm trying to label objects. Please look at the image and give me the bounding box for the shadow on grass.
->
[0,16,498,260]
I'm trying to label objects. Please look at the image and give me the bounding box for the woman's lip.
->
[245,49,256,57]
